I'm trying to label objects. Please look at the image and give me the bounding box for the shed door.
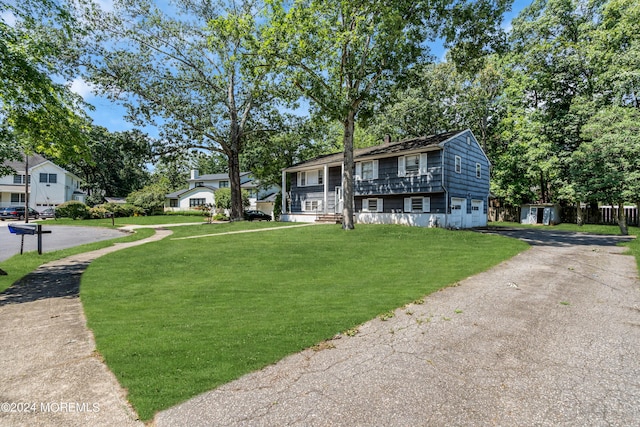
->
[450,197,466,228]
[471,200,484,227]
[542,208,551,225]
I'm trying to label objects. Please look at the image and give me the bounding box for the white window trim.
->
[398,153,428,177]
[362,198,383,213]
[302,199,322,212]
[455,156,462,174]
[355,160,379,181]
[476,163,481,179]
[404,196,430,213]
[297,170,323,187]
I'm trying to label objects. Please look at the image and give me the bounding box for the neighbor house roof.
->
[166,185,218,199]
[4,153,49,172]
[189,172,251,181]
[283,130,463,171]
[3,153,82,181]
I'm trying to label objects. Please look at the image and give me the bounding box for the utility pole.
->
[24,153,29,223]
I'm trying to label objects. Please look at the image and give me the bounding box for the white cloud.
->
[70,78,96,99]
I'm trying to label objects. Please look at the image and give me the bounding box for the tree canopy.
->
[77,0,288,219]
[264,0,510,228]
[0,0,90,173]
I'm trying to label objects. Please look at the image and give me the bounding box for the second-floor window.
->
[356,160,378,180]
[219,180,229,188]
[476,163,482,179]
[297,170,323,187]
[398,153,428,177]
[40,173,57,183]
[13,174,29,184]
[455,156,462,174]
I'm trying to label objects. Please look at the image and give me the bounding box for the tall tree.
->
[501,0,604,204]
[265,0,510,229]
[571,106,640,235]
[66,126,153,205]
[1,0,90,172]
[77,0,285,219]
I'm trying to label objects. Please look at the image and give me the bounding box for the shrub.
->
[56,201,90,220]
[89,203,145,218]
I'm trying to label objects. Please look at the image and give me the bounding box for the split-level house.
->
[0,154,85,209]
[164,170,279,215]
[280,129,490,228]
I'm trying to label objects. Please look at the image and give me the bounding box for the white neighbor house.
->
[0,154,85,210]
[164,170,279,215]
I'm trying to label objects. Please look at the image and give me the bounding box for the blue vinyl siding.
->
[442,132,490,213]
[355,151,443,196]
[356,194,446,213]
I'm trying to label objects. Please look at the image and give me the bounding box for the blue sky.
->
[71,0,533,137]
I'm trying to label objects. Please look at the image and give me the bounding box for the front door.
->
[335,187,343,214]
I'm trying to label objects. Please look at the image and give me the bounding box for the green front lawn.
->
[0,228,155,292]
[80,224,529,420]
[35,214,207,228]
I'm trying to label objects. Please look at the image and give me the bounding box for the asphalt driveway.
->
[0,226,638,426]
[0,221,126,262]
[156,227,640,426]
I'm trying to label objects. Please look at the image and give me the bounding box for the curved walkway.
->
[155,229,640,426]
[0,229,172,427]
[0,227,639,426]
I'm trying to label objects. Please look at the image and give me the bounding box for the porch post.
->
[323,164,328,214]
[281,170,287,214]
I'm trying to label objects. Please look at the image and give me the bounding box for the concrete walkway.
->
[0,229,172,427]
[1,226,639,426]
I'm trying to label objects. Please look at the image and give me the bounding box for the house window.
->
[302,200,321,211]
[404,197,430,213]
[195,181,205,187]
[398,153,427,177]
[455,156,462,174]
[362,161,374,180]
[476,163,481,179]
[297,170,323,187]
[405,155,420,175]
[39,173,57,183]
[189,198,206,207]
[356,160,378,180]
[11,193,26,203]
[362,198,383,212]
[169,199,178,208]
[219,180,229,188]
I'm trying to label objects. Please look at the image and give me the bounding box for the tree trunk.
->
[228,148,243,221]
[576,202,583,226]
[341,110,356,230]
[617,201,628,236]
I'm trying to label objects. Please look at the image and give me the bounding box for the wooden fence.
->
[489,205,639,226]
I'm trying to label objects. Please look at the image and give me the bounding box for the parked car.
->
[39,207,56,219]
[243,210,272,221]
[0,206,40,221]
